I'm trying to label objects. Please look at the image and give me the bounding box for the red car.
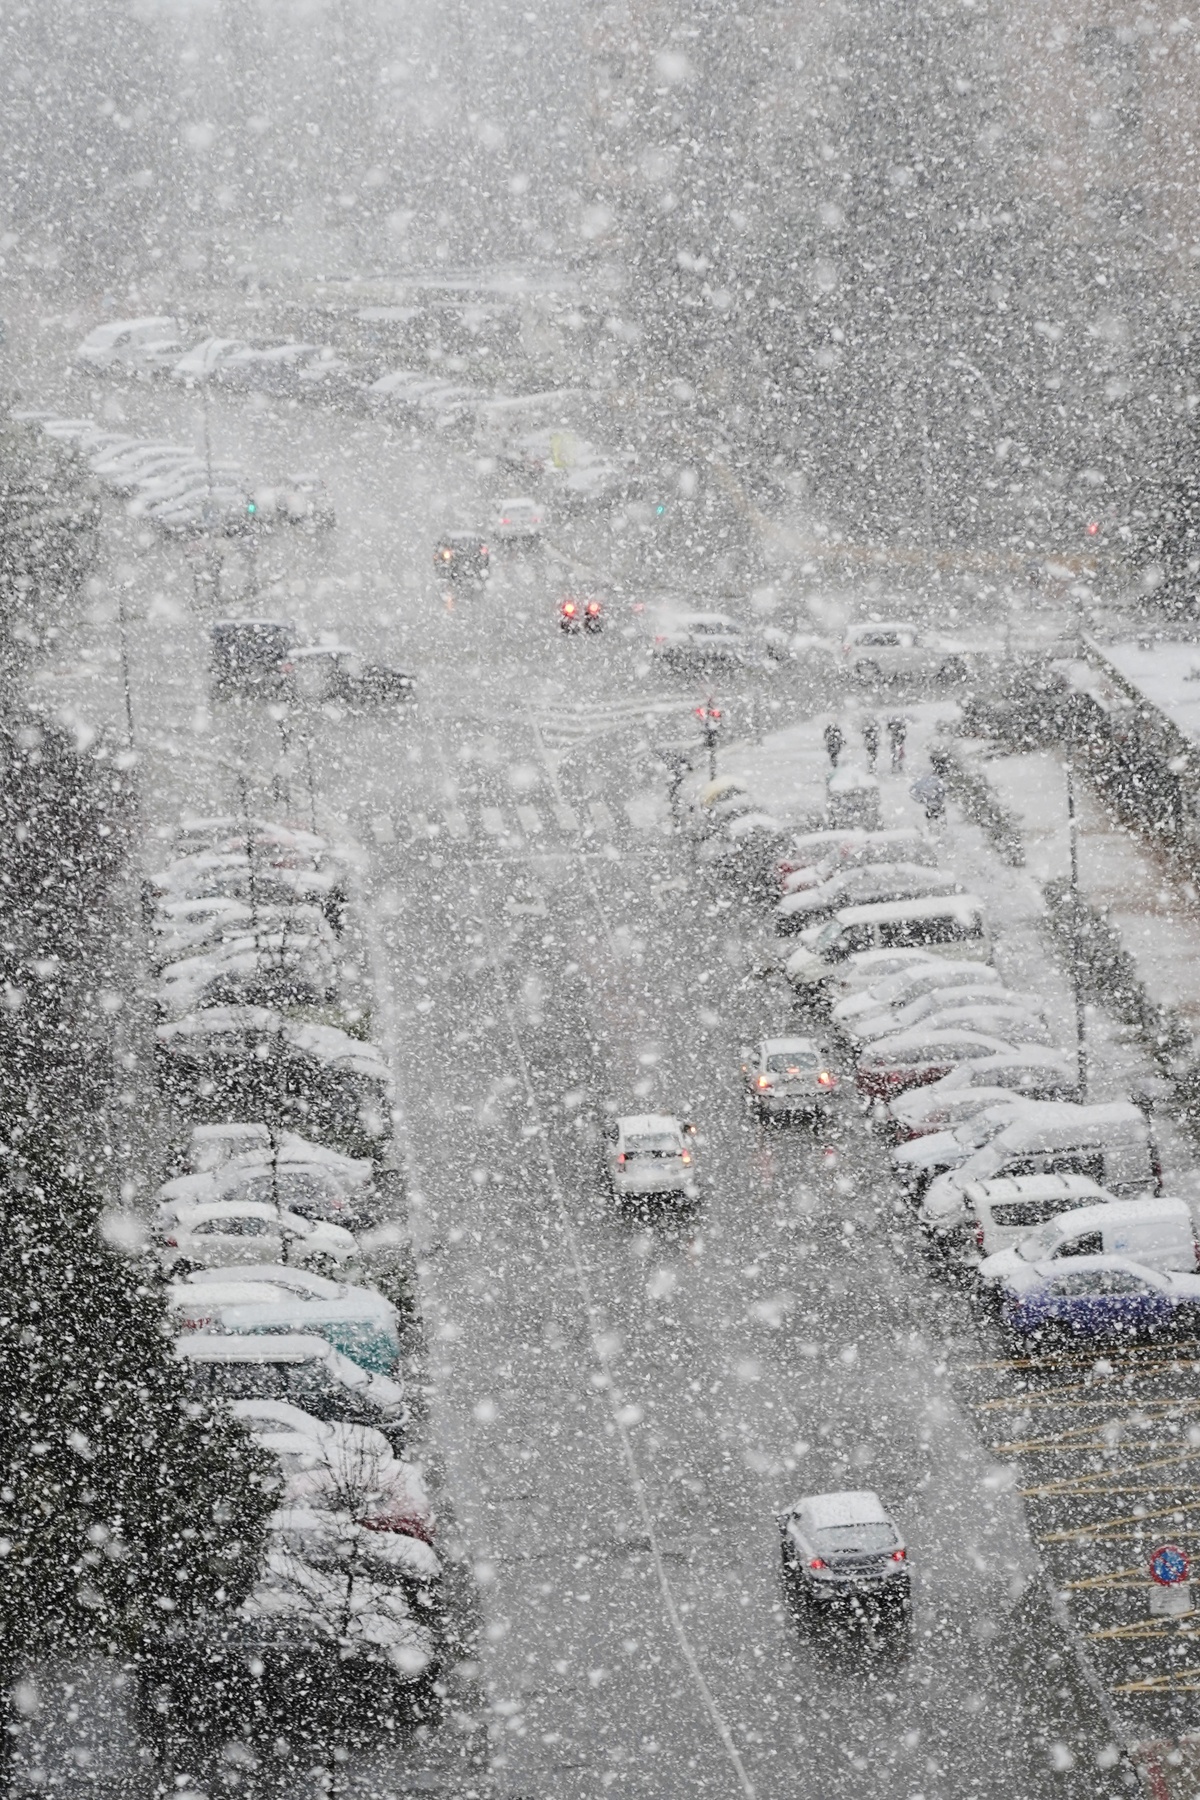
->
[855,1029,1015,1099]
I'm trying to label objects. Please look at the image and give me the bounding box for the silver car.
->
[603,1113,699,1201]
[740,1036,837,1122]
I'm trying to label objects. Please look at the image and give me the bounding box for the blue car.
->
[998,1255,1200,1342]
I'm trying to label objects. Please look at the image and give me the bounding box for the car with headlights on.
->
[740,1036,837,1122]
[779,1489,910,1626]
[603,1114,698,1202]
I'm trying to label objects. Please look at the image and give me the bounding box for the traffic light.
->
[655,502,666,517]
[1085,519,1100,539]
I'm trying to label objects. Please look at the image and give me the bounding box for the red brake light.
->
[808,1557,827,1570]
[680,1150,692,1166]
[975,1222,986,1250]
[562,601,577,616]
[165,1234,178,1247]
[585,601,601,615]
[617,1152,626,1165]
[816,1071,836,1088]
[890,1548,907,1562]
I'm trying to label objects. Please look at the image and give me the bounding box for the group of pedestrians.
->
[823,713,945,820]
[823,714,907,775]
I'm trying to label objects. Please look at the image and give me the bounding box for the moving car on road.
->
[434,531,490,583]
[290,643,417,706]
[779,1489,910,1628]
[653,612,750,668]
[559,593,604,634]
[740,1036,837,1122]
[603,1114,699,1202]
[842,621,968,685]
[493,496,544,543]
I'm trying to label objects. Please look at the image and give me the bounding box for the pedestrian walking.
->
[910,772,946,821]
[886,715,907,774]
[823,721,844,768]
[862,716,880,771]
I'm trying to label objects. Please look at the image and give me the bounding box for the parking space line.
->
[1039,1505,1200,1546]
[1114,1665,1200,1694]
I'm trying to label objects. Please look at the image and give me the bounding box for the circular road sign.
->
[1150,1544,1190,1588]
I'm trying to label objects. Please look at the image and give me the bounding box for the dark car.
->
[290,645,416,706]
[434,532,489,583]
[211,618,297,700]
[780,1489,910,1626]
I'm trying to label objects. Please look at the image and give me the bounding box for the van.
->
[921,1101,1161,1233]
[786,896,990,990]
[960,1174,1115,1264]
[978,1195,1198,1286]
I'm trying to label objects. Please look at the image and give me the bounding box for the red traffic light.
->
[1086,520,1101,538]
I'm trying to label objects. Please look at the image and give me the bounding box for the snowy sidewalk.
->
[717,703,1196,1189]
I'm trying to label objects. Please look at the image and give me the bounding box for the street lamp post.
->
[1065,756,1089,1100]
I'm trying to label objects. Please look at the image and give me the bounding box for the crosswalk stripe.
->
[372,792,672,849]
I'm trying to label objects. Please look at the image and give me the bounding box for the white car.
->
[841,621,968,684]
[603,1113,699,1201]
[848,985,1046,1049]
[493,496,545,541]
[653,612,749,667]
[741,1036,838,1121]
[169,337,249,382]
[834,960,1002,1026]
[159,1200,358,1273]
[74,316,180,372]
[886,1081,1042,1144]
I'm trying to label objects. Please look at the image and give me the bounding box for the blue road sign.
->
[1150,1544,1190,1587]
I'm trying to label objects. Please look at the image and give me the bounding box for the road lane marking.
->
[480,949,758,1800]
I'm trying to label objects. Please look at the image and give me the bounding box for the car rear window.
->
[810,1521,897,1554]
[766,1051,818,1073]
[991,1197,1084,1228]
[624,1133,680,1156]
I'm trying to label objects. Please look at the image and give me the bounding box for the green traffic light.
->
[246,499,257,515]
[655,502,666,516]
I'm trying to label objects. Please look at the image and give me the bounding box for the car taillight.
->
[164,1234,178,1247]
[562,601,577,616]
[680,1150,692,1166]
[975,1222,986,1249]
[585,601,601,615]
[756,1075,772,1090]
[808,1557,827,1570]
[480,544,489,555]
[817,1071,836,1088]
[617,1152,626,1165]
[890,1548,907,1562]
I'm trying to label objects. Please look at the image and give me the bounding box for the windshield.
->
[1017,1223,1063,1262]
[624,1133,681,1155]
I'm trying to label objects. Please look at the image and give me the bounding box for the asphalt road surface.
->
[11,346,1131,1797]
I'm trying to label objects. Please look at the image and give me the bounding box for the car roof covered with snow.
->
[792,1489,892,1529]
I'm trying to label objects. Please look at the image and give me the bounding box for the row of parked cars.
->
[761,822,1192,1345]
[142,812,442,1698]
[12,409,333,538]
[72,317,490,433]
